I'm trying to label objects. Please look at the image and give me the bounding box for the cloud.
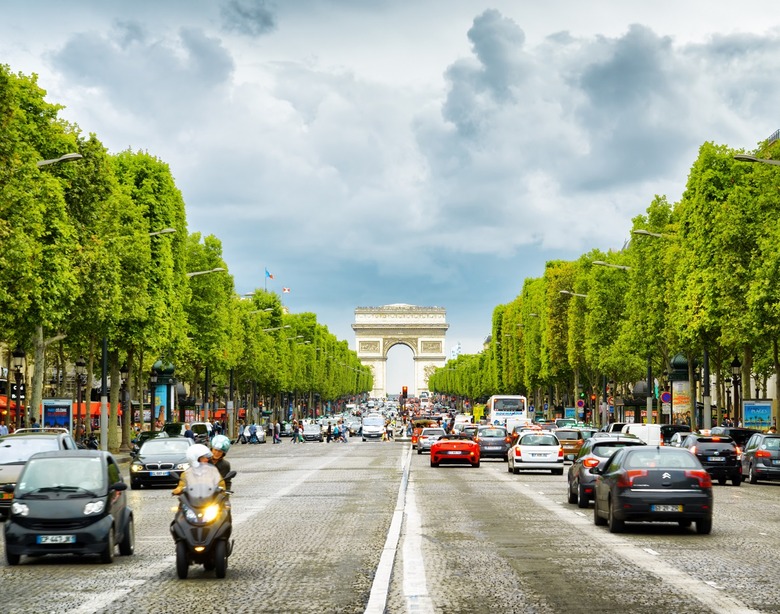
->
[220,0,277,37]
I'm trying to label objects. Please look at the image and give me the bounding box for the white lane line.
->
[365,446,421,613]
[72,450,350,614]
[494,468,762,614]
[643,548,660,556]
[402,480,434,613]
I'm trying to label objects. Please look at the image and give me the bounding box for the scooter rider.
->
[172,444,224,496]
[210,434,233,491]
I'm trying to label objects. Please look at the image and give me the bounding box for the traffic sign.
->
[576,399,585,408]
[607,396,614,406]
[660,391,672,404]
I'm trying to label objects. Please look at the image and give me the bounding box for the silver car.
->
[417,428,446,454]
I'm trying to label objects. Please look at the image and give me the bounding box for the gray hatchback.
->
[742,433,780,483]
[476,426,510,460]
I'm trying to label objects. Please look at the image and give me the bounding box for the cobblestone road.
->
[2,439,780,614]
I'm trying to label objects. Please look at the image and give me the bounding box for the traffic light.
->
[579,391,586,399]
[402,386,408,399]
[590,394,597,405]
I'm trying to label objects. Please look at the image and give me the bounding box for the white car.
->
[507,432,565,475]
[417,428,446,454]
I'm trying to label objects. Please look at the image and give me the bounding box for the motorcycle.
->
[170,469,236,579]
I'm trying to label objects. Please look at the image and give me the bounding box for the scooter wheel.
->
[214,540,228,578]
[176,541,189,579]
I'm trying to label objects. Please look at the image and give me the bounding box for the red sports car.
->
[430,434,481,468]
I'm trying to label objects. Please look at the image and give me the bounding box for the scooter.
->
[170,470,236,579]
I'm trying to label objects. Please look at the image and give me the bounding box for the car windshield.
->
[303,424,320,433]
[480,429,507,438]
[520,434,558,446]
[17,456,105,495]
[762,438,780,450]
[0,437,61,464]
[422,429,445,437]
[592,442,644,457]
[191,424,209,435]
[363,416,384,427]
[625,449,700,469]
[140,439,190,455]
[555,430,580,440]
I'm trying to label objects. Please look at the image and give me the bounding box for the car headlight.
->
[83,500,105,515]
[176,462,190,471]
[131,463,143,473]
[11,502,29,517]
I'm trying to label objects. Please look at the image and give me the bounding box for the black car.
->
[130,430,169,455]
[592,446,713,534]
[741,433,780,484]
[681,434,742,486]
[130,437,192,489]
[709,427,760,449]
[0,428,79,519]
[3,450,134,565]
[567,434,646,508]
[660,424,692,444]
[476,426,511,460]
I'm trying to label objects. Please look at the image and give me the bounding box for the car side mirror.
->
[110,481,128,492]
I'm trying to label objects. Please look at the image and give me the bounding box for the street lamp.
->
[731,356,742,426]
[592,260,632,270]
[733,154,780,166]
[559,290,588,298]
[263,325,291,332]
[248,308,274,314]
[148,227,176,237]
[75,356,86,438]
[119,363,130,451]
[12,348,25,428]
[36,152,83,168]
[186,267,226,278]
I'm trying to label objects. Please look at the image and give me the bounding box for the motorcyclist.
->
[210,434,233,491]
[172,443,224,496]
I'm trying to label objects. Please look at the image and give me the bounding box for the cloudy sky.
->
[3,1,780,391]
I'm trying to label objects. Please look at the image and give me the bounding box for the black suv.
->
[709,427,760,449]
[660,424,691,444]
[741,433,780,484]
[0,428,79,518]
[682,433,742,486]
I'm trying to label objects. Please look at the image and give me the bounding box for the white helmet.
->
[186,443,212,467]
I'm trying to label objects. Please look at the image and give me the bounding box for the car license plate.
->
[484,446,501,450]
[651,505,682,513]
[37,534,76,544]
[532,453,547,457]
[446,451,464,455]
[707,457,725,462]
[151,470,170,477]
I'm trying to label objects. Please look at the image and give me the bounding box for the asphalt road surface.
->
[2,439,780,614]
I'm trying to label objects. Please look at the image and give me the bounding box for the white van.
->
[620,423,662,446]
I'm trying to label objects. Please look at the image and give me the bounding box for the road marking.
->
[493,467,763,614]
[643,548,659,556]
[71,449,351,614]
[705,580,726,590]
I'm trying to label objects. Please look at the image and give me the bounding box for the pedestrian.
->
[237,422,247,444]
[183,423,195,442]
[326,423,332,443]
[248,422,258,443]
[767,425,777,434]
[342,421,349,443]
[291,421,299,444]
[273,421,281,444]
[0,421,7,436]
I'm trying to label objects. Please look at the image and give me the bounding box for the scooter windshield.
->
[182,464,222,506]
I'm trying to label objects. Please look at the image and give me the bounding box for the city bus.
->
[487,395,529,429]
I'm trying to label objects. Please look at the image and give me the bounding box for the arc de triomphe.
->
[352,304,448,399]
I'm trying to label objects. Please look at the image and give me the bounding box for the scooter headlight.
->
[183,505,199,523]
[202,504,220,523]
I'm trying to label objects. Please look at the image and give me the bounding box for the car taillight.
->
[515,448,522,457]
[616,469,647,488]
[685,469,712,488]
[756,449,771,458]
[474,437,480,443]
[558,447,564,458]
[583,458,600,468]
[712,436,720,441]
[505,437,511,443]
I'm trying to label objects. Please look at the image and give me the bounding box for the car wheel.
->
[6,550,20,566]
[749,464,759,484]
[696,517,713,535]
[130,480,140,490]
[577,485,589,509]
[567,483,578,505]
[417,447,422,455]
[678,520,692,528]
[732,474,742,487]
[119,516,135,556]
[214,539,228,579]
[473,461,480,468]
[593,497,607,526]
[607,498,624,533]
[100,527,115,564]
[503,455,508,462]
[717,476,727,486]
[176,540,189,579]
[430,460,439,467]
[507,460,513,473]
[553,468,564,476]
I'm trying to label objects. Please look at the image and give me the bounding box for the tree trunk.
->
[30,325,45,426]
[109,349,120,452]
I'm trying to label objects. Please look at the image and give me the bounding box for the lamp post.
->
[75,357,86,439]
[731,356,742,427]
[559,290,588,298]
[733,154,780,166]
[12,348,26,429]
[186,267,226,278]
[119,363,130,451]
[592,260,632,271]
[211,383,217,424]
[149,366,159,433]
[725,378,732,423]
